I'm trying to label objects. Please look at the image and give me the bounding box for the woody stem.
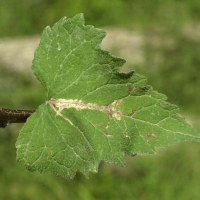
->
[0,108,35,128]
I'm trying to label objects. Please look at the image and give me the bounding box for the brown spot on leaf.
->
[128,109,136,116]
[100,124,106,131]
[100,124,112,137]
[145,132,161,143]
[126,85,132,91]
[133,87,141,91]
[104,132,112,137]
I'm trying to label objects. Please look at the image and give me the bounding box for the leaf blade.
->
[16,13,200,179]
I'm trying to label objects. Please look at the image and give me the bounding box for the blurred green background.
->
[0,0,200,199]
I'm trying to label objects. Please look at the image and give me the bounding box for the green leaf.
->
[16,13,200,179]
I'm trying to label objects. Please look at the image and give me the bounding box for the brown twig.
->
[0,108,35,128]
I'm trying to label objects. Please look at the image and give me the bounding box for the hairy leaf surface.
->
[16,13,200,179]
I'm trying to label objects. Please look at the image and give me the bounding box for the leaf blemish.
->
[49,151,54,156]
[46,98,124,123]
[128,109,136,117]
[100,124,113,137]
[126,85,132,91]
[145,132,160,143]
[105,132,113,137]
[133,87,141,91]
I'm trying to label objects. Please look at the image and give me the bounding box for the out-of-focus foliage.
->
[1,0,200,37]
[0,0,126,37]
[0,64,45,109]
